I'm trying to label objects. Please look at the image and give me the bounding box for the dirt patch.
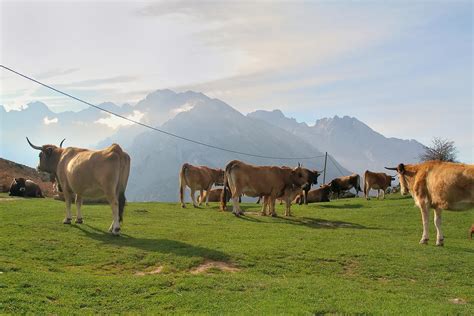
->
[449,298,467,305]
[134,266,164,276]
[190,260,240,274]
[342,260,359,277]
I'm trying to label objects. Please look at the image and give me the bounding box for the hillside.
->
[0,158,54,196]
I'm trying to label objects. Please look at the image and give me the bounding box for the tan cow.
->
[386,161,474,246]
[179,163,224,208]
[197,188,230,203]
[27,138,130,235]
[294,184,331,204]
[363,170,395,200]
[220,160,320,217]
[261,185,303,217]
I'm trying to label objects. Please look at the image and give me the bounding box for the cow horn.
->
[59,138,66,148]
[384,167,397,171]
[26,137,42,150]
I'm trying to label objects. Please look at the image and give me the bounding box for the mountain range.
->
[0,90,425,201]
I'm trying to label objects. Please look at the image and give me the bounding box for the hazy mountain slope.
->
[248,110,425,174]
[125,96,348,202]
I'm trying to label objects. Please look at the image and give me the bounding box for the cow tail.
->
[356,175,362,193]
[220,171,228,211]
[118,152,131,223]
[179,164,189,204]
[363,171,368,198]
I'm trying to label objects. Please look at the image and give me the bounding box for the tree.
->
[420,137,458,162]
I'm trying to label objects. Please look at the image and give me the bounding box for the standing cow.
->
[329,174,362,198]
[9,178,44,198]
[220,160,319,217]
[386,161,474,246]
[27,138,130,235]
[363,170,395,200]
[197,188,230,203]
[179,163,224,208]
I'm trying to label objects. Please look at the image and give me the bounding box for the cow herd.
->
[5,138,473,245]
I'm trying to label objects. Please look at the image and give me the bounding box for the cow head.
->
[385,163,408,195]
[26,138,65,174]
[215,169,225,186]
[9,178,26,196]
[291,167,320,191]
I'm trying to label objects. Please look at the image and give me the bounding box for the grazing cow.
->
[261,185,303,216]
[470,224,474,240]
[329,174,362,198]
[294,184,331,204]
[179,163,224,208]
[27,138,130,235]
[220,160,319,217]
[386,161,474,246]
[9,178,44,198]
[363,170,395,200]
[197,188,230,203]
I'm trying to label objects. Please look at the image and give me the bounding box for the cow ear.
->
[398,163,405,174]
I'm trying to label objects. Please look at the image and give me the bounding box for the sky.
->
[1,0,473,162]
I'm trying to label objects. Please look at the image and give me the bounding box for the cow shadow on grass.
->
[275,216,375,229]
[72,224,230,261]
[318,203,364,209]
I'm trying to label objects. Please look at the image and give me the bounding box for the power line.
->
[328,155,346,176]
[1,65,326,160]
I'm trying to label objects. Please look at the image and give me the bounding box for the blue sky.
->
[1,0,472,162]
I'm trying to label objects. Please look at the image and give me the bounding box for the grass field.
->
[0,193,472,314]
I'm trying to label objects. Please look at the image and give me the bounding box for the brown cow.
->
[220,160,319,216]
[386,161,474,246]
[261,185,303,216]
[294,184,331,204]
[9,178,44,198]
[363,170,395,200]
[27,138,130,235]
[197,188,230,203]
[179,163,224,208]
[329,174,362,198]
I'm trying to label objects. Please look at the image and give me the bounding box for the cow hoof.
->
[436,239,444,247]
[75,218,83,224]
[63,218,72,224]
[419,238,429,245]
[112,227,121,236]
[193,205,199,208]
[181,204,186,208]
[233,212,240,217]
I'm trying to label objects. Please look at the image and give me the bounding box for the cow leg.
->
[380,189,385,200]
[434,208,444,246]
[418,202,430,244]
[284,197,291,217]
[190,189,199,208]
[75,195,83,224]
[204,188,211,207]
[260,196,267,216]
[270,198,277,217]
[231,191,243,216]
[63,193,73,224]
[198,189,204,206]
[107,196,121,235]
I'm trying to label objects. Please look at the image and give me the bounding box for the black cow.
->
[9,178,44,198]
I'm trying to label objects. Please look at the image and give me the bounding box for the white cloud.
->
[95,110,144,129]
[171,102,195,114]
[43,116,58,125]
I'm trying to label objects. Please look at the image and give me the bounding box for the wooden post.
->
[323,152,328,184]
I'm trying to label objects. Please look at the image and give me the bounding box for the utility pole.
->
[323,152,328,184]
